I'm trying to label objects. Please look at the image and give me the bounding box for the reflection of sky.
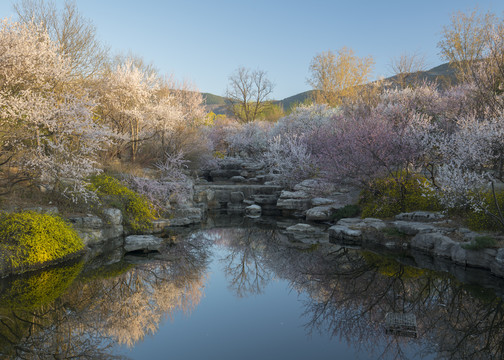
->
[116,244,427,360]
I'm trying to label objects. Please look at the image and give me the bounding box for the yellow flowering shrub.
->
[0,211,84,273]
[88,174,156,232]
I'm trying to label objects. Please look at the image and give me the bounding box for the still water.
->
[1,220,504,359]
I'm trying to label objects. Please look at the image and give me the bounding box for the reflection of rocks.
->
[245,204,262,217]
[284,223,329,245]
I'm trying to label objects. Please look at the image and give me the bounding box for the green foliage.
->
[359,173,442,218]
[462,235,498,250]
[88,174,156,232]
[465,190,504,231]
[0,211,84,272]
[332,204,360,221]
[0,260,83,310]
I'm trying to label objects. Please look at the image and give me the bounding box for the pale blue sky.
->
[1,0,504,99]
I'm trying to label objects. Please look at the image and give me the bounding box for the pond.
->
[1,216,504,359]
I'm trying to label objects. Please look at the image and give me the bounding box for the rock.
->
[169,207,203,226]
[395,211,445,222]
[491,248,504,277]
[124,235,163,252]
[465,247,497,269]
[245,204,262,217]
[279,190,309,199]
[252,194,278,205]
[150,219,170,233]
[103,208,123,225]
[337,218,387,231]
[286,223,320,233]
[230,176,246,183]
[230,191,245,203]
[393,221,436,236]
[306,205,334,221]
[411,232,456,258]
[311,198,335,206]
[285,223,328,244]
[293,179,335,194]
[210,169,241,181]
[328,225,362,244]
[277,190,311,211]
[68,215,103,229]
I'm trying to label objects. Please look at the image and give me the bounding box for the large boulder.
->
[393,221,437,236]
[411,232,457,258]
[245,204,262,217]
[124,235,163,252]
[306,205,334,221]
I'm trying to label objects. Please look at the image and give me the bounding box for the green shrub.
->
[359,173,442,218]
[0,211,84,272]
[464,190,504,231]
[332,204,360,221]
[462,236,498,251]
[88,174,156,232]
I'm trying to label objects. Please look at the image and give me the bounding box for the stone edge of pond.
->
[326,213,504,278]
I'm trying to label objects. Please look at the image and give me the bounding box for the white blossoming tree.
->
[0,19,112,200]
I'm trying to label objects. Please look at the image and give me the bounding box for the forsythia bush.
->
[359,173,442,218]
[0,211,84,271]
[88,174,156,232]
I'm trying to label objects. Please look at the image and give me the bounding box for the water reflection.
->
[0,233,210,359]
[1,220,504,359]
[205,225,504,360]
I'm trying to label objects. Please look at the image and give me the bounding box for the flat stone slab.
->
[393,221,437,235]
[395,211,445,222]
[337,218,386,231]
[124,235,163,252]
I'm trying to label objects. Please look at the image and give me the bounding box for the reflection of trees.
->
[0,234,210,359]
[211,228,278,297]
[207,224,504,360]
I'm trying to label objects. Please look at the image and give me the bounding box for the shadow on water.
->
[1,214,504,359]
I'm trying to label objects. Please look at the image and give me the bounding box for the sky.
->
[1,0,504,100]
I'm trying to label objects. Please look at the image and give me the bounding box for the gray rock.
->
[306,205,333,221]
[311,198,335,206]
[395,211,445,222]
[491,248,504,277]
[328,225,362,244]
[253,194,278,205]
[337,217,387,231]
[451,244,467,265]
[103,208,123,225]
[150,219,170,233]
[411,232,456,258]
[245,204,262,217]
[230,191,245,203]
[68,215,103,229]
[169,207,203,226]
[124,235,163,252]
[285,223,328,244]
[279,190,309,199]
[286,223,321,233]
[230,176,246,183]
[465,247,497,269]
[393,221,436,235]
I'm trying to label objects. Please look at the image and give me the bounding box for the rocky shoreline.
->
[3,158,504,282]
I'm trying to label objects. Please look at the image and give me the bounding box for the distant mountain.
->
[202,93,226,105]
[202,62,457,115]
